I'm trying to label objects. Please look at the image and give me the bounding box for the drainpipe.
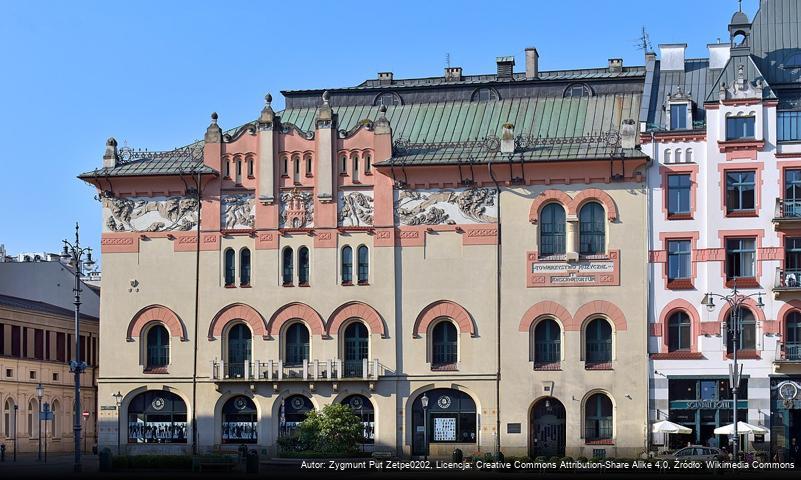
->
[646,131,656,454]
[191,170,202,456]
[487,156,502,459]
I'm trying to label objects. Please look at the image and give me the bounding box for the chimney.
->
[608,58,623,73]
[525,47,539,79]
[708,42,730,70]
[496,56,515,79]
[378,72,393,85]
[659,44,687,71]
[103,137,118,169]
[444,67,462,82]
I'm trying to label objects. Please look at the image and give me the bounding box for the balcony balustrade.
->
[774,198,801,226]
[776,342,801,368]
[211,358,383,383]
[774,268,801,294]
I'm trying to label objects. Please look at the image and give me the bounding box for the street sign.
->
[40,412,54,421]
[82,410,90,419]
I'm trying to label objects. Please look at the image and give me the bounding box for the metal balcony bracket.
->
[272,383,279,391]
[369,381,376,392]
[309,382,316,392]
[332,382,338,392]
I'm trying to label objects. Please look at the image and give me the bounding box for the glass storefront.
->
[222,395,257,444]
[667,378,748,449]
[127,390,188,443]
[770,377,801,460]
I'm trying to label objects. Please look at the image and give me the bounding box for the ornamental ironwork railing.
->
[775,198,801,219]
[117,144,204,165]
[775,267,801,290]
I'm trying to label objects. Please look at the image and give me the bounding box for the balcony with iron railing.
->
[210,358,385,383]
[774,199,801,227]
[776,342,801,366]
[774,268,801,295]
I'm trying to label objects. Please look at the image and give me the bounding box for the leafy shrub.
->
[280,403,363,457]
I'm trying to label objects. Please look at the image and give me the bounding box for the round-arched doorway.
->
[529,397,565,458]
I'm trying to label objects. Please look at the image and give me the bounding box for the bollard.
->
[246,449,259,474]
[1,443,5,462]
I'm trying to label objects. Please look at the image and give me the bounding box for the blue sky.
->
[0,0,757,258]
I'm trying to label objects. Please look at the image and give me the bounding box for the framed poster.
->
[433,416,457,442]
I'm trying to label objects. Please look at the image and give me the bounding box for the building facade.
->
[642,0,801,457]
[80,48,649,457]
[0,260,100,455]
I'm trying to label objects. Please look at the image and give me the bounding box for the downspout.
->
[646,131,656,453]
[191,170,202,456]
[487,156,502,458]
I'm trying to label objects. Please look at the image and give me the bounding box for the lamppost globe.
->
[421,394,429,409]
[36,384,44,400]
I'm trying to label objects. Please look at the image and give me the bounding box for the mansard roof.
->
[750,0,801,86]
[643,58,716,131]
[703,54,775,103]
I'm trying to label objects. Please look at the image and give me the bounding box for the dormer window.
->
[564,83,592,98]
[783,53,801,69]
[670,104,688,130]
[374,92,401,107]
[471,88,499,102]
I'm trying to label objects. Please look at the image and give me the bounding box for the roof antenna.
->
[445,52,451,68]
[635,26,653,53]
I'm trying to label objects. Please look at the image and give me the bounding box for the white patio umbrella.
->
[652,420,692,452]
[713,421,768,435]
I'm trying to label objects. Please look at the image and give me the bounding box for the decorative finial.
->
[322,90,330,105]
[379,104,387,115]
[106,137,117,147]
[265,93,272,106]
[211,112,218,123]
[738,0,742,12]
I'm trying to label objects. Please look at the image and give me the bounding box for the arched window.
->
[579,202,606,255]
[239,248,251,286]
[127,390,187,443]
[341,246,353,285]
[726,308,757,353]
[28,399,37,437]
[675,149,682,163]
[285,323,310,366]
[342,395,375,443]
[3,399,14,438]
[343,322,369,377]
[365,153,372,174]
[305,155,312,176]
[585,318,612,364]
[280,395,314,438]
[786,312,801,361]
[667,311,691,352]
[374,92,401,107]
[224,159,231,178]
[235,158,242,184]
[226,324,252,379]
[292,155,300,184]
[357,245,369,284]
[146,324,170,369]
[247,158,254,178]
[222,396,257,444]
[411,389,476,454]
[564,83,592,98]
[471,88,499,102]
[584,393,613,441]
[351,153,360,182]
[664,149,672,164]
[298,247,310,286]
[281,156,288,176]
[282,248,293,286]
[432,321,458,368]
[340,155,348,174]
[540,203,566,256]
[534,319,561,365]
[685,148,693,163]
[224,248,235,287]
[51,399,60,437]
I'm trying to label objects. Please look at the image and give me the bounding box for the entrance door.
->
[530,397,566,458]
[344,322,368,377]
[227,324,251,378]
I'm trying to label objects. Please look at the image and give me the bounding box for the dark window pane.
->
[540,204,566,255]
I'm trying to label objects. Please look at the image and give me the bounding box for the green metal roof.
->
[78,152,216,179]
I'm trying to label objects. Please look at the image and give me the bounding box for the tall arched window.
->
[534,319,561,365]
[540,204,566,256]
[292,155,300,184]
[786,312,801,361]
[357,246,369,284]
[432,321,458,368]
[235,158,242,184]
[365,153,372,174]
[726,308,757,353]
[305,154,312,176]
[341,246,353,285]
[585,318,612,364]
[281,156,288,176]
[227,324,252,379]
[51,399,60,437]
[343,322,369,377]
[579,202,605,255]
[685,148,693,163]
[667,311,691,352]
[351,153,360,182]
[282,248,294,286]
[28,399,37,437]
[584,393,613,441]
[280,395,314,439]
[222,396,257,444]
[342,395,375,444]
[675,149,682,163]
[298,247,310,286]
[224,248,235,287]
[127,391,187,443]
[340,155,348,174]
[285,323,310,366]
[146,324,170,369]
[664,149,672,164]
[240,248,251,286]
[3,399,14,439]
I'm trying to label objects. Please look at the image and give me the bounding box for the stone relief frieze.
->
[280,189,314,228]
[221,193,255,230]
[338,190,374,227]
[394,188,497,225]
[102,196,199,232]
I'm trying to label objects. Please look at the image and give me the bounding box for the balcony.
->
[210,358,384,390]
[775,342,801,371]
[774,268,801,296]
[773,199,801,227]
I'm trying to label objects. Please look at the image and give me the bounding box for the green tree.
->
[298,403,363,456]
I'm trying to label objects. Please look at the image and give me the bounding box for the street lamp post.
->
[61,222,94,473]
[701,280,764,461]
[82,410,89,453]
[36,383,43,462]
[421,394,429,461]
[113,391,123,456]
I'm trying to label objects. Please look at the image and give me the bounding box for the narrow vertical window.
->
[540,203,566,256]
[341,246,353,284]
[282,157,288,176]
[235,159,242,184]
[579,202,605,255]
[534,319,561,365]
[357,245,369,284]
[247,158,254,178]
[726,309,756,353]
[352,153,360,182]
[282,247,294,286]
[146,325,170,369]
[240,248,251,286]
[431,321,458,368]
[293,155,300,184]
[298,246,310,286]
[585,318,612,365]
[725,238,756,280]
[224,159,231,178]
[784,169,801,217]
[285,323,310,366]
[670,104,688,130]
[667,174,691,217]
[305,155,312,176]
[667,312,691,352]
[785,312,801,360]
[667,240,692,282]
[340,155,347,174]
[224,248,235,287]
[365,154,372,173]
[584,394,613,441]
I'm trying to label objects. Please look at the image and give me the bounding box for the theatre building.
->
[80,48,649,457]
[642,0,801,455]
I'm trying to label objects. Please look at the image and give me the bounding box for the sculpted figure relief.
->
[221,194,255,230]
[280,189,314,228]
[103,196,199,232]
[395,188,497,225]
[339,190,374,226]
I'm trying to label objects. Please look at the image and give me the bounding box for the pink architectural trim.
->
[716,298,767,326]
[716,229,766,285]
[127,305,187,341]
[518,301,573,332]
[528,190,573,224]
[527,250,620,288]
[778,161,801,195]
[267,302,325,337]
[208,303,268,340]
[327,301,387,338]
[657,299,700,353]
[101,233,139,253]
[659,164,699,221]
[717,162,764,215]
[572,300,627,331]
[413,300,476,338]
[657,231,700,289]
[777,300,801,337]
[568,189,619,221]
